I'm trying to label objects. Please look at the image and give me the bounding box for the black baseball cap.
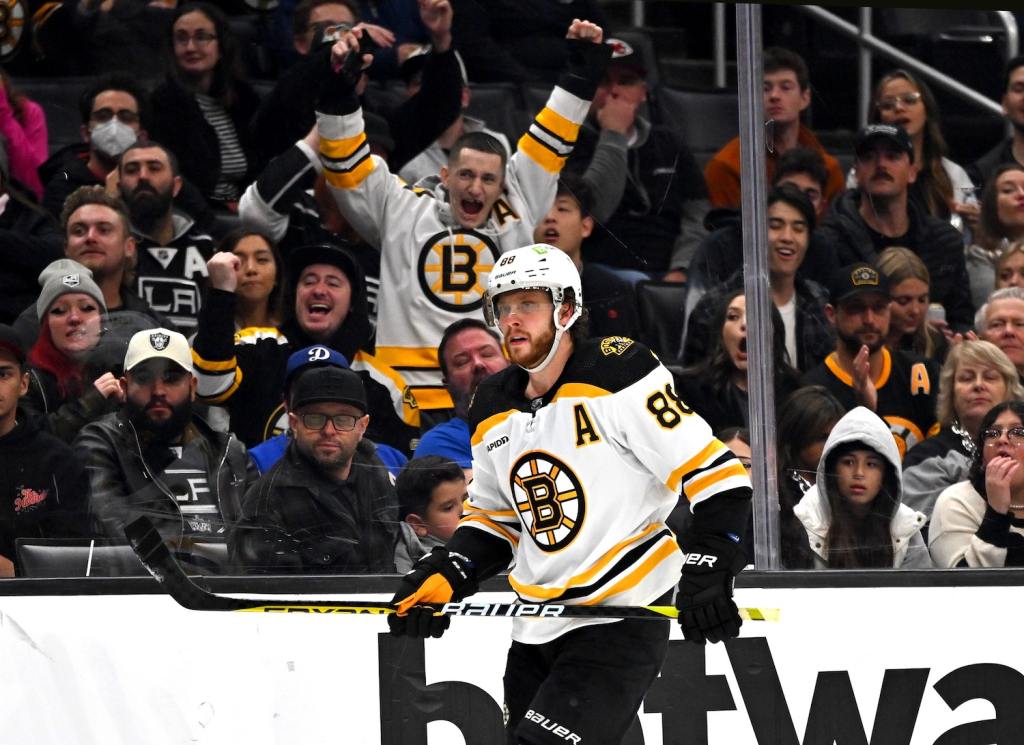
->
[828,263,891,305]
[0,324,25,364]
[287,243,362,287]
[289,366,367,414]
[854,124,914,160]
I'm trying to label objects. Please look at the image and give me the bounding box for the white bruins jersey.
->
[464,337,751,644]
[317,85,589,414]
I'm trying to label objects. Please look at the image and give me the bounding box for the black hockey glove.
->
[388,547,479,639]
[675,533,747,645]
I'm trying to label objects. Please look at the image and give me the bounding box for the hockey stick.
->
[125,517,779,622]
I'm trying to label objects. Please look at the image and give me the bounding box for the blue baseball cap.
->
[284,345,350,392]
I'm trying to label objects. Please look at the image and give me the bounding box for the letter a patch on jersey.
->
[510,452,585,551]
[573,403,601,447]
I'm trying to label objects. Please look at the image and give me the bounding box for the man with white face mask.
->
[41,75,213,229]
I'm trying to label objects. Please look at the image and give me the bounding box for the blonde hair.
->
[876,246,935,358]
[995,239,1024,287]
[936,340,1024,427]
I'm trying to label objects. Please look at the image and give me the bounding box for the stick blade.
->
[124,516,245,611]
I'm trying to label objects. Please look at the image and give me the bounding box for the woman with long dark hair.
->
[930,400,1024,567]
[675,289,800,433]
[794,406,931,569]
[148,2,259,208]
[859,69,976,226]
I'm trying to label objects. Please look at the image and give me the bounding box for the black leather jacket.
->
[75,411,255,567]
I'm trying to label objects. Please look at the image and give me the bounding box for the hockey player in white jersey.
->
[388,244,753,745]
[315,19,612,424]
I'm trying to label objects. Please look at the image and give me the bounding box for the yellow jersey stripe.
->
[585,539,680,605]
[324,158,375,189]
[666,439,727,493]
[685,461,749,501]
[320,133,368,160]
[203,368,243,404]
[534,106,580,145]
[471,409,518,446]
[191,349,237,372]
[507,523,665,600]
[374,346,441,368]
[517,134,565,173]
[551,382,612,402]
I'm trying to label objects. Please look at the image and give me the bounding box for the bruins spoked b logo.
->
[417,229,497,312]
[510,452,585,552]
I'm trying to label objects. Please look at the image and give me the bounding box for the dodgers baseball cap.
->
[854,124,914,160]
[283,344,350,391]
[828,263,891,306]
[124,327,194,374]
[289,366,367,413]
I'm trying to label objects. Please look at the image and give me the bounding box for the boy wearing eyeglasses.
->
[230,364,400,574]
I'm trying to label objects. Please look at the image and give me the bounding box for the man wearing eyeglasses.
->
[230,364,400,574]
[40,74,213,230]
[75,328,255,573]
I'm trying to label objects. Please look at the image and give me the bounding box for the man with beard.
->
[816,124,973,331]
[802,263,938,458]
[75,328,254,573]
[117,142,216,333]
[387,244,751,744]
[230,364,400,574]
[41,76,214,229]
[414,318,509,477]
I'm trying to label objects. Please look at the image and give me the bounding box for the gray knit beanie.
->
[36,259,107,320]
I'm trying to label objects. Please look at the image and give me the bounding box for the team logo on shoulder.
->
[509,451,585,552]
[417,229,497,312]
[150,332,170,350]
[600,336,634,356]
[402,385,419,409]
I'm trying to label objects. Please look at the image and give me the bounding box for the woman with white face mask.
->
[20,260,124,443]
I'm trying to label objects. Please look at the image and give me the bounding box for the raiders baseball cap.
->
[124,327,194,374]
[854,124,914,160]
[289,365,367,414]
[828,263,891,306]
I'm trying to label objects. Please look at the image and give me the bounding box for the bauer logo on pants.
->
[417,229,497,312]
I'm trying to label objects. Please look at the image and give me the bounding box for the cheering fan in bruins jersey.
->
[388,244,753,745]
[316,19,611,427]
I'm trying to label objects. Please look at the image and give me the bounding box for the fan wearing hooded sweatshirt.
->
[793,406,932,569]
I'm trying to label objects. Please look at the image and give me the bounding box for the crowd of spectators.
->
[4,1,1024,576]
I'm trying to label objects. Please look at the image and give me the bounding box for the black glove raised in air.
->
[675,533,746,645]
[387,547,479,639]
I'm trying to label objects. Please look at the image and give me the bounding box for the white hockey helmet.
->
[483,243,583,373]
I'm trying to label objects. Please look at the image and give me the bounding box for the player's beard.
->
[509,325,557,370]
[125,396,193,443]
[837,327,885,356]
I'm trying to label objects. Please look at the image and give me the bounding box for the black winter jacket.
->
[0,195,64,325]
[0,417,92,570]
[74,411,255,563]
[230,439,399,574]
[816,189,974,330]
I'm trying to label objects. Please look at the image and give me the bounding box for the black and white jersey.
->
[465,337,750,644]
[802,347,939,458]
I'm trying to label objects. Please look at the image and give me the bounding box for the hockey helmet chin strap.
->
[517,293,580,375]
